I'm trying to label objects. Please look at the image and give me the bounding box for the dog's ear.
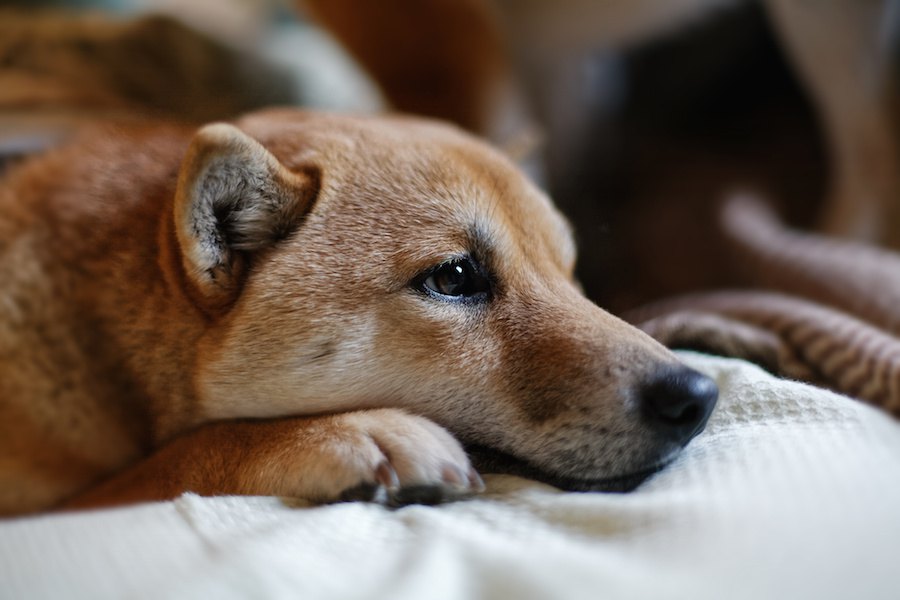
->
[174,122,318,305]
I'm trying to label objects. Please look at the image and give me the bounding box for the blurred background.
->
[2,0,897,313]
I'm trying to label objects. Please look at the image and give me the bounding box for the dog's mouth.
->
[465,444,671,493]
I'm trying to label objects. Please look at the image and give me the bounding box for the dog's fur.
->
[0,109,711,516]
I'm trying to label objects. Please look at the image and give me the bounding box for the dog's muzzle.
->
[467,366,718,493]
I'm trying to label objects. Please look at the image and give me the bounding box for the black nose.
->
[640,368,718,444]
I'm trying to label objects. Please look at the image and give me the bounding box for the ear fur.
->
[174,123,318,305]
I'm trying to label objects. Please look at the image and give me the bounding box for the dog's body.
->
[1,109,716,516]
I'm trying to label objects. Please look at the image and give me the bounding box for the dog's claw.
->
[441,463,467,487]
[468,467,485,492]
[375,460,400,489]
[339,482,387,503]
[390,485,451,507]
[384,464,484,507]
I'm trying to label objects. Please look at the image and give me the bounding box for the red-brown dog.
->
[0,109,716,515]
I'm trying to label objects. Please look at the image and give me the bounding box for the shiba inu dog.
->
[0,109,716,515]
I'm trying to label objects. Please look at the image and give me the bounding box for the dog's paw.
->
[261,408,484,507]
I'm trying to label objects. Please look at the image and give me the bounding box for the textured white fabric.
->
[3,352,900,600]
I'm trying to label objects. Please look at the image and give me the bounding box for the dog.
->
[0,108,717,516]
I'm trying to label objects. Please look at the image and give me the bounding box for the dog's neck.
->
[20,129,209,443]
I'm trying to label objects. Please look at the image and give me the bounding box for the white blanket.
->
[3,352,900,600]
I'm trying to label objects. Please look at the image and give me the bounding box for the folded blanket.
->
[627,195,900,416]
[3,352,898,600]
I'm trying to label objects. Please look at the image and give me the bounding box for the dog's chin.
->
[465,444,671,493]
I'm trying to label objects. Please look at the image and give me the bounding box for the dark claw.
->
[389,484,452,507]
[338,482,385,503]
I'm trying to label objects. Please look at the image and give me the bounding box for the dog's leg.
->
[764,0,900,246]
[59,409,483,511]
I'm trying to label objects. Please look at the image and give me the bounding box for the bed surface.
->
[3,352,899,600]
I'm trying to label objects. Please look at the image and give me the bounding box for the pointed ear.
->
[174,123,318,305]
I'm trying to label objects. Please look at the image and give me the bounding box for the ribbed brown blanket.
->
[626,195,900,417]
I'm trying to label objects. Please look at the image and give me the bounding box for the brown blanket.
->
[626,195,900,417]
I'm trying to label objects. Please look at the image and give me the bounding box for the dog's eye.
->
[415,258,491,301]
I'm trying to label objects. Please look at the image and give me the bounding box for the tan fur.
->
[1,109,690,516]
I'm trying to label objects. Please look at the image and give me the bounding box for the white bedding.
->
[3,352,900,600]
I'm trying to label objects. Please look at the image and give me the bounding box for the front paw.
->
[246,408,484,506]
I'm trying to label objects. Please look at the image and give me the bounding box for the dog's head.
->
[173,108,716,491]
